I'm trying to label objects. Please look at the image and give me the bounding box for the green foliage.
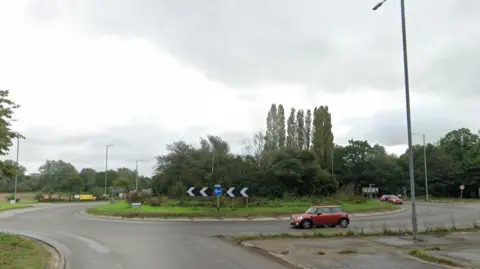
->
[126,191,152,204]
[150,103,480,199]
[112,177,134,189]
[88,186,104,198]
[0,90,23,156]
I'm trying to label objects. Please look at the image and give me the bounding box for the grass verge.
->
[232,225,474,243]
[0,203,33,212]
[86,200,398,219]
[0,233,51,269]
[408,249,460,267]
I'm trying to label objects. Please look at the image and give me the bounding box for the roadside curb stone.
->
[79,207,406,222]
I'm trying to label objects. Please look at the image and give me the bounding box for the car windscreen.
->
[305,207,317,214]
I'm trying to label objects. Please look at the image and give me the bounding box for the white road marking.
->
[54,231,111,254]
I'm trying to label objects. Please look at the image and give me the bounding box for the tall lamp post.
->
[105,144,113,196]
[413,133,428,201]
[13,134,22,202]
[373,0,418,238]
[135,160,144,192]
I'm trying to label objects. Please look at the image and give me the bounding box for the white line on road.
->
[54,231,111,254]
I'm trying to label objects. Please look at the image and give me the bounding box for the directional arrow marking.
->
[240,187,249,197]
[227,187,235,197]
[187,187,195,197]
[200,187,208,197]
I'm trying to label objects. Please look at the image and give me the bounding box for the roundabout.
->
[0,201,479,269]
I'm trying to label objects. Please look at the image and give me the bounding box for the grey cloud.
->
[339,98,480,146]
[26,0,480,95]
[1,123,255,176]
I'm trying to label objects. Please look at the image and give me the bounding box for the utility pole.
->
[413,133,428,201]
[373,0,418,239]
[135,160,144,192]
[105,144,113,196]
[13,134,20,202]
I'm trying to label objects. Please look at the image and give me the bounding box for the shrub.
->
[34,194,43,202]
[126,191,152,204]
[144,196,167,206]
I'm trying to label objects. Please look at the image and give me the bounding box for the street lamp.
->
[372,0,418,239]
[105,144,113,196]
[413,133,428,202]
[135,160,144,192]
[13,133,23,202]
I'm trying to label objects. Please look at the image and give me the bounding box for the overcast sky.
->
[0,0,479,176]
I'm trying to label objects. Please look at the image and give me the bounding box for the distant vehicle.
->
[380,194,394,202]
[388,195,403,205]
[289,205,350,229]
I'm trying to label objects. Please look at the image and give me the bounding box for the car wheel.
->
[301,220,313,229]
[338,218,349,228]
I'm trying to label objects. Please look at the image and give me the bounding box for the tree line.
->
[1,90,479,199]
[0,159,152,197]
[151,103,480,199]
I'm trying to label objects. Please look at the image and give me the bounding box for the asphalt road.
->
[0,201,479,269]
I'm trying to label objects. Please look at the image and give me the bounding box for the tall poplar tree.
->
[264,104,277,151]
[305,109,312,150]
[286,108,297,148]
[276,104,286,149]
[296,109,305,149]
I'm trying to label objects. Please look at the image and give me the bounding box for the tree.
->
[252,131,265,167]
[264,104,277,152]
[112,177,134,190]
[305,109,312,150]
[0,90,23,155]
[276,104,286,150]
[296,109,305,150]
[80,168,97,189]
[286,108,297,148]
[38,160,82,193]
[312,107,325,168]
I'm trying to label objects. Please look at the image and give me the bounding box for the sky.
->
[0,0,479,176]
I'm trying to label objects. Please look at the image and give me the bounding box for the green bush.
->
[126,191,152,204]
[144,196,167,206]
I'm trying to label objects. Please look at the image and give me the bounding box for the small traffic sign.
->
[460,185,465,190]
[214,185,222,196]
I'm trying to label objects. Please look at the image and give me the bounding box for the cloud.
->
[0,0,479,176]
[26,0,480,95]
[342,95,480,147]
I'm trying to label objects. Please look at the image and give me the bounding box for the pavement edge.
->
[79,207,406,222]
[17,234,67,269]
[215,235,313,269]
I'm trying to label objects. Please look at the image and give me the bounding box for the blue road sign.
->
[214,185,222,196]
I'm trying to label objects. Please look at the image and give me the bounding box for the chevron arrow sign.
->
[186,187,212,197]
[224,187,250,198]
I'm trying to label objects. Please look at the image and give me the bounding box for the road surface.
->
[0,201,479,269]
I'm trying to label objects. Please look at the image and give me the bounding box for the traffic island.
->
[227,227,480,269]
[0,233,64,269]
[84,200,403,221]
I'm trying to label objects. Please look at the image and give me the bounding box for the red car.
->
[380,194,393,202]
[389,196,403,205]
[289,205,350,229]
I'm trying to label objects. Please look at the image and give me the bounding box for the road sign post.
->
[214,184,222,211]
[460,185,465,201]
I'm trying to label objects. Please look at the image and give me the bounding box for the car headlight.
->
[296,216,303,220]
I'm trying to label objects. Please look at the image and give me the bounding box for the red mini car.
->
[380,194,393,202]
[388,195,403,205]
[289,205,350,229]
